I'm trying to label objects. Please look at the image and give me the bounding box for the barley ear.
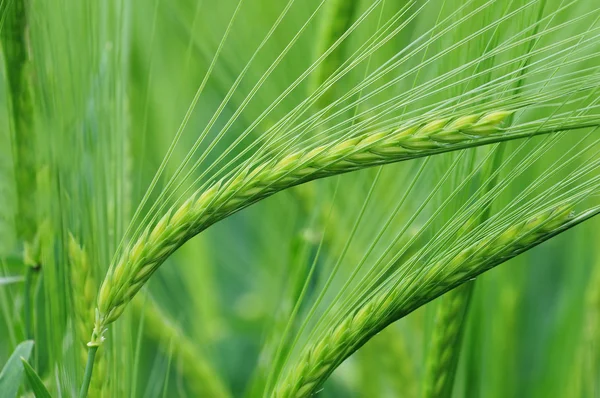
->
[273,205,576,397]
[94,110,596,338]
[96,111,519,330]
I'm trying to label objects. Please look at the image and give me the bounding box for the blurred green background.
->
[0,0,599,396]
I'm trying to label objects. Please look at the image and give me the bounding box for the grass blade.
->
[0,340,34,398]
[21,358,52,398]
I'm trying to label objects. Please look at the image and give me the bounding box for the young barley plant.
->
[1,0,600,397]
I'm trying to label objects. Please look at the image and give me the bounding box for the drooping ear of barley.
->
[132,296,231,398]
[94,109,581,336]
[272,204,580,397]
[68,234,107,397]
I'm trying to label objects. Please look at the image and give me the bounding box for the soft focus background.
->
[1,0,599,396]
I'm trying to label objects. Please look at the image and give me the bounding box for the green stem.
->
[79,345,99,398]
[23,266,33,339]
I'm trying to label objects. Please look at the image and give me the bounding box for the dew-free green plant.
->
[273,204,586,397]
[2,1,600,397]
[95,109,558,334]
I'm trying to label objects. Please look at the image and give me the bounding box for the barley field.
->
[1,0,600,397]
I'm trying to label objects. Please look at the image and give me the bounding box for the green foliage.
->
[1,0,600,397]
[0,340,33,398]
[21,358,52,398]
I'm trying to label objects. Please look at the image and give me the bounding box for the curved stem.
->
[79,345,99,398]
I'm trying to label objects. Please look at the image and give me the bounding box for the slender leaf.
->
[21,358,52,398]
[0,340,34,398]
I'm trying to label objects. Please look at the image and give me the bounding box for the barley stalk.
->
[68,235,106,397]
[132,296,231,398]
[93,110,595,338]
[273,204,577,397]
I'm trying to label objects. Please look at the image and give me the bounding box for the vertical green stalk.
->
[1,0,38,341]
[79,345,99,398]
[23,265,34,339]
[79,307,105,398]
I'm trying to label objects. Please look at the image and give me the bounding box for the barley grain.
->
[424,140,507,397]
[93,110,598,339]
[273,205,574,397]
[94,111,515,333]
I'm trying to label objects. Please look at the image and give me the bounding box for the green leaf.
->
[0,340,34,398]
[21,358,52,398]
[0,276,24,286]
[1,254,25,269]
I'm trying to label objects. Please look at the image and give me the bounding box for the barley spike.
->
[273,205,574,397]
[95,110,586,336]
